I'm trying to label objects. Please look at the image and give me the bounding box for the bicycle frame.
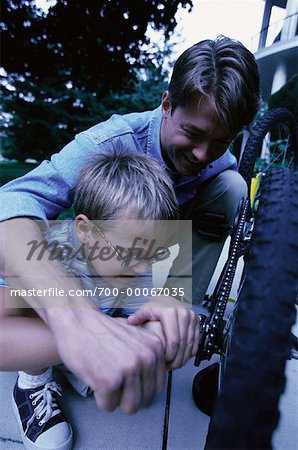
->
[194,197,253,367]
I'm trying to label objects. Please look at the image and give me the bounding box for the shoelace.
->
[25,382,62,434]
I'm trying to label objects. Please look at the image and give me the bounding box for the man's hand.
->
[51,308,167,414]
[127,296,200,369]
[1,219,168,414]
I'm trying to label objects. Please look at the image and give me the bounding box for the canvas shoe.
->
[12,379,73,450]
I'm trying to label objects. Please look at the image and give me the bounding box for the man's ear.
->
[161,90,172,119]
[75,214,92,244]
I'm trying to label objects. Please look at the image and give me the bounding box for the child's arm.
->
[0,287,167,414]
[127,296,200,369]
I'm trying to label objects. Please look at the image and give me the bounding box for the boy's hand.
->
[127,296,200,369]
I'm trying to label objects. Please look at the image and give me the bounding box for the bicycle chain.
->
[195,199,251,365]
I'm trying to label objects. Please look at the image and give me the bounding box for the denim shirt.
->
[0,106,237,222]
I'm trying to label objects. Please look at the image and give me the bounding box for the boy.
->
[0,150,200,450]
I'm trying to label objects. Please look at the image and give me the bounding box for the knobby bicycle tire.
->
[205,167,298,450]
[239,108,298,194]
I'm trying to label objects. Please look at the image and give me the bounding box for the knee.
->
[216,170,247,204]
[0,288,34,318]
[212,170,247,223]
[198,170,248,228]
[180,170,248,226]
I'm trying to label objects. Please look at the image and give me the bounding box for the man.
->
[0,36,260,414]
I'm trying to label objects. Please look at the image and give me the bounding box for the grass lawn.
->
[0,161,38,186]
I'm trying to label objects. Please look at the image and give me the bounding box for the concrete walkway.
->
[0,358,210,450]
[0,343,297,449]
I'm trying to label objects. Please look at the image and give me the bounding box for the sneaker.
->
[192,363,219,417]
[12,379,73,450]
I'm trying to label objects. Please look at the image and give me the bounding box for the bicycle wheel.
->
[239,108,298,196]
[205,167,298,450]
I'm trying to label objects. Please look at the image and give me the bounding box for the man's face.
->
[160,91,233,176]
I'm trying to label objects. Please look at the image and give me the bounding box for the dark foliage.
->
[268,74,298,119]
[1,0,192,161]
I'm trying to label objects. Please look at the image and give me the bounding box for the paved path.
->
[1,337,297,449]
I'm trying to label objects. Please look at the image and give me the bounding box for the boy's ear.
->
[76,214,92,244]
[161,90,172,119]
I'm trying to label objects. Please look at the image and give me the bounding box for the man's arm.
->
[0,135,102,221]
[1,218,167,414]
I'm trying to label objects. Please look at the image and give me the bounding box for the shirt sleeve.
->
[0,112,139,222]
[0,133,100,221]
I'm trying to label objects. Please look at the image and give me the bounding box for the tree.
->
[1,0,192,161]
[268,74,298,119]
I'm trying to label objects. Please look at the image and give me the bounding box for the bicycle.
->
[193,108,298,449]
